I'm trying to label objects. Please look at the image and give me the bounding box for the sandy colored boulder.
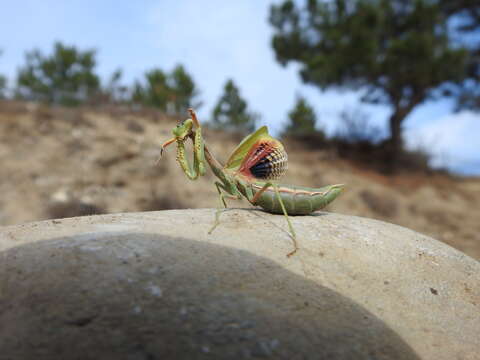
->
[0,209,478,359]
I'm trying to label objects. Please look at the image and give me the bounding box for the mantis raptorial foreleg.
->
[160,115,205,180]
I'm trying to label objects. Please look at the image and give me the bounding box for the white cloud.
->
[405,111,480,173]
[1,0,477,174]
[144,0,370,134]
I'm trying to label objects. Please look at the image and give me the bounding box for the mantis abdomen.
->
[244,182,344,215]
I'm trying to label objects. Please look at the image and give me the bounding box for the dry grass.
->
[47,199,106,219]
[0,100,479,260]
[359,190,398,218]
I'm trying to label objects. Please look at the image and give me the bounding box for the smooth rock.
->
[0,209,478,360]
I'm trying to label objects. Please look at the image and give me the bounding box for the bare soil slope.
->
[1,101,479,260]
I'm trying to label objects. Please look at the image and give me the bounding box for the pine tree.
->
[270,0,472,167]
[283,96,318,136]
[0,50,6,99]
[439,0,480,111]
[141,68,170,110]
[0,75,5,99]
[169,65,201,115]
[16,42,100,105]
[211,79,258,132]
[103,68,128,104]
[131,65,201,115]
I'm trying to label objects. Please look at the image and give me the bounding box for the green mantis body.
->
[161,109,344,257]
[237,182,344,215]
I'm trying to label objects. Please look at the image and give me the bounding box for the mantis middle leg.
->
[209,181,242,234]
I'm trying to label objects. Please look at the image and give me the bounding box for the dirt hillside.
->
[1,101,479,260]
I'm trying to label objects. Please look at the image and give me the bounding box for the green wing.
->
[225,126,274,170]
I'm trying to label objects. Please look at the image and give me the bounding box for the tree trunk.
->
[389,111,403,153]
[385,91,425,173]
[386,107,408,173]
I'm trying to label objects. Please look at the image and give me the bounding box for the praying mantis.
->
[161,109,344,257]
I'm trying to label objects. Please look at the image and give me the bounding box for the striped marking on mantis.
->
[252,184,328,196]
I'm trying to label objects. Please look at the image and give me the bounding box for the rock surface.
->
[0,209,478,360]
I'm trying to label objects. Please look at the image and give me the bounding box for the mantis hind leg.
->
[209,182,240,234]
[272,183,298,257]
[250,182,298,257]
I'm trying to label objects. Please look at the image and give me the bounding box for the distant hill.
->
[0,100,479,260]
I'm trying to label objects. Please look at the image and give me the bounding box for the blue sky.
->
[1,0,479,175]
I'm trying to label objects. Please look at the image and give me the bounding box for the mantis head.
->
[160,118,195,156]
[172,118,195,139]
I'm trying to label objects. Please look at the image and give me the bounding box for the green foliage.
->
[170,65,201,115]
[132,68,169,109]
[103,68,128,103]
[457,85,480,111]
[283,96,318,136]
[336,108,383,144]
[16,42,100,105]
[211,79,258,132]
[439,0,480,111]
[132,65,201,115]
[440,0,479,33]
[0,75,5,99]
[270,0,472,163]
[0,50,7,99]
